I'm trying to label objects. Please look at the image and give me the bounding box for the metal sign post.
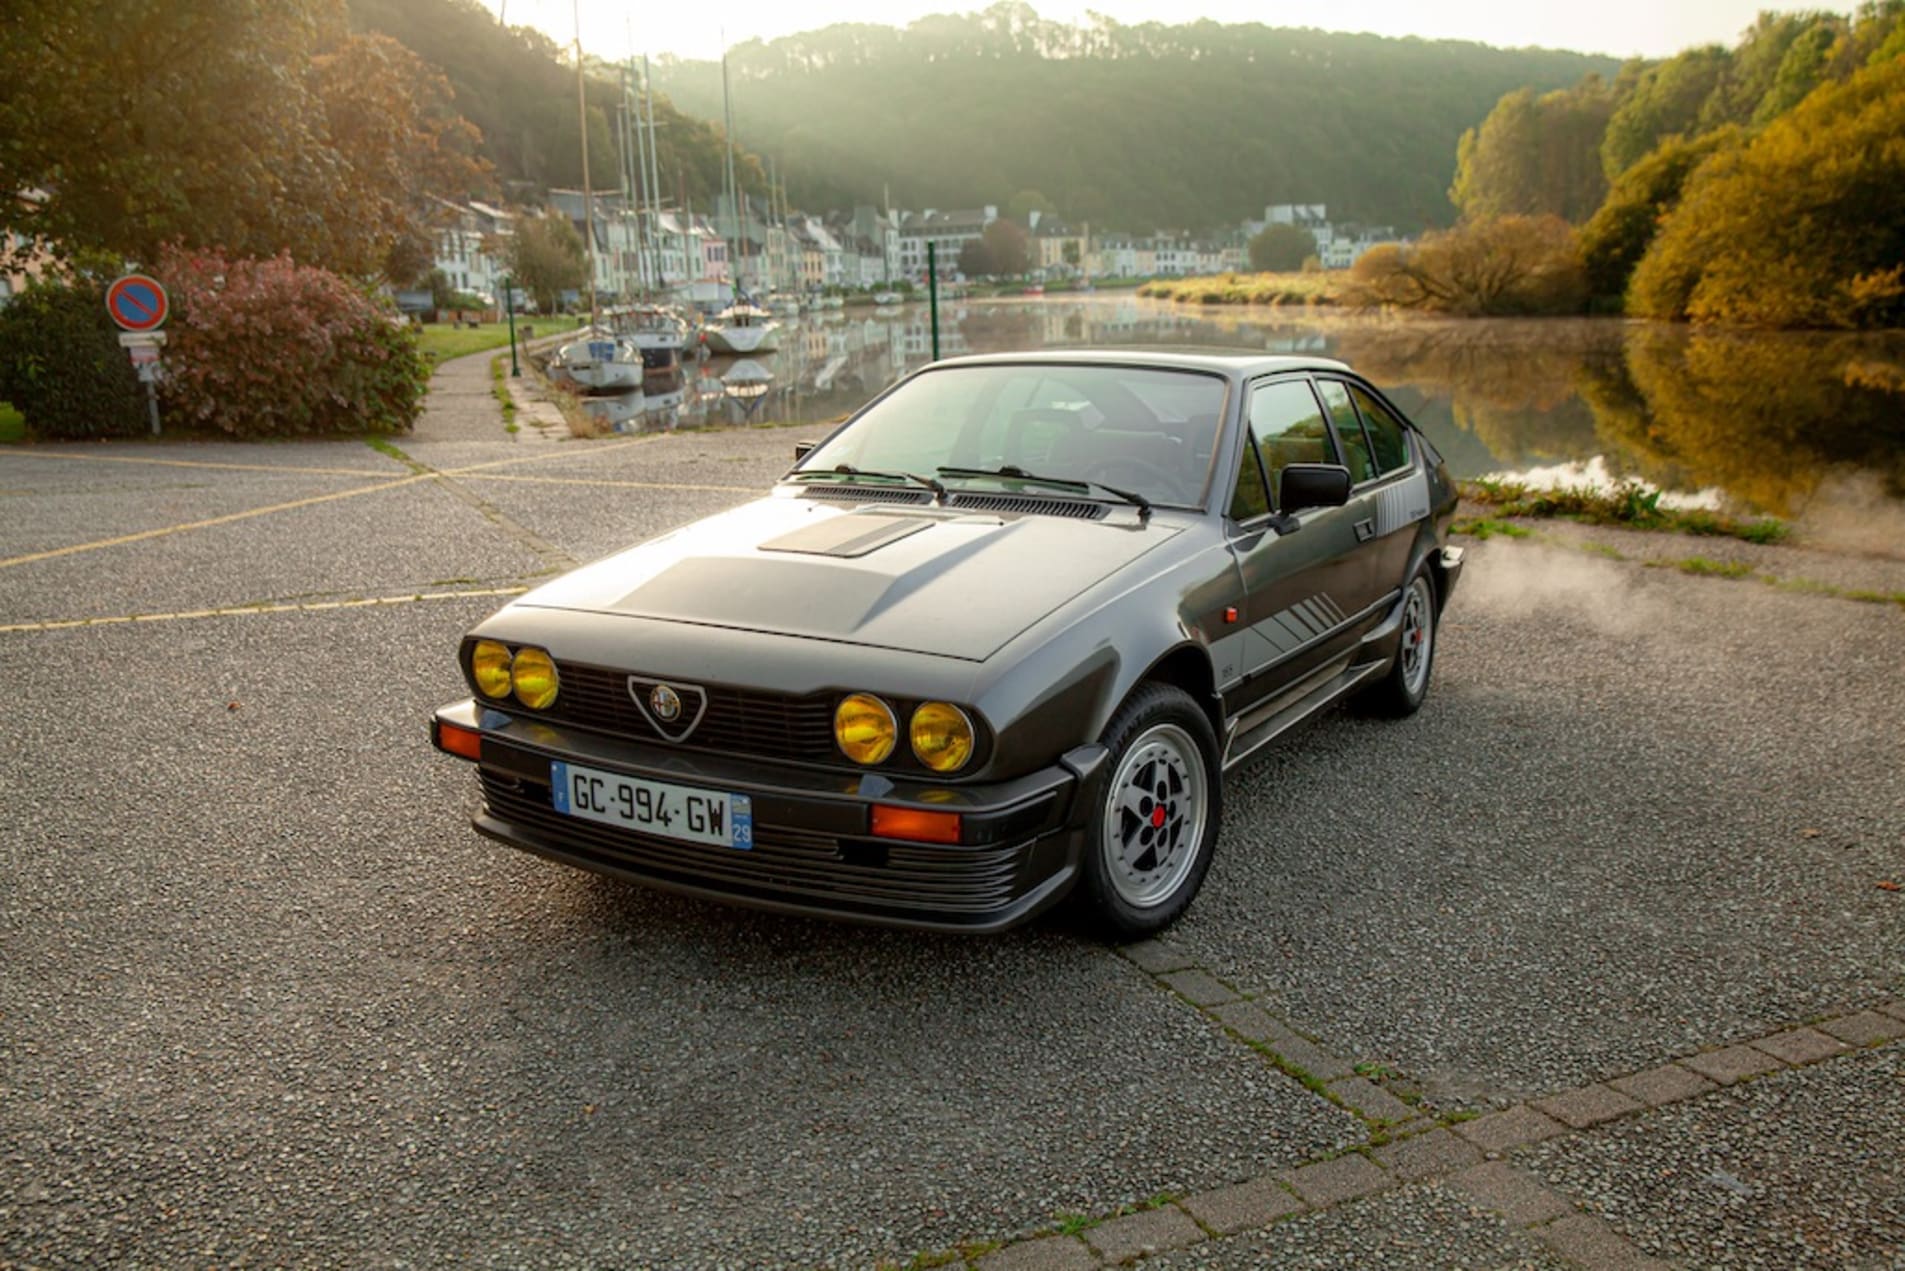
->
[107,274,170,436]
[927,242,941,362]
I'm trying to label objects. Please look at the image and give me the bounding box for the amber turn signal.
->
[434,718,482,761]
[870,805,962,844]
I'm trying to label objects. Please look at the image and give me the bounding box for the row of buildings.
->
[419,197,1404,314]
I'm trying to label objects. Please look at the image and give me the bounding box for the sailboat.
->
[701,40,781,357]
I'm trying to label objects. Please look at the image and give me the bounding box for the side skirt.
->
[1221,658,1386,772]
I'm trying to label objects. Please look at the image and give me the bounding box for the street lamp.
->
[503,274,521,378]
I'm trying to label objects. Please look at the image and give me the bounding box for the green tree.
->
[1249,223,1315,271]
[959,219,1030,276]
[1627,55,1905,327]
[0,2,487,278]
[507,213,586,312]
[1007,189,1057,222]
[1600,46,1731,179]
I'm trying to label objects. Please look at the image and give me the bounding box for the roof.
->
[928,347,1352,378]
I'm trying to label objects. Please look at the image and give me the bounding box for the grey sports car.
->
[432,350,1463,936]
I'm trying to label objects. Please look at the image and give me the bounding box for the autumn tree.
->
[958,219,1030,276]
[1578,129,1736,299]
[1449,80,1613,223]
[1627,55,1905,328]
[507,213,586,312]
[1248,224,1315,271]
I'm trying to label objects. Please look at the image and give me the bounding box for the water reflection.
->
[585,297,1905,518]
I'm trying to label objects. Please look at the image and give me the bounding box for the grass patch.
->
[417,317,582,364]
[489,354,519,432]
[363,435,426,473]
[1674,556,1755,579]
[1138,270,1340,306]
[1461,478,1790,544]
[0,400,24,442]
[1452,517,1532,540]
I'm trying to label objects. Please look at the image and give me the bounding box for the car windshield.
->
[794,364,1228,509]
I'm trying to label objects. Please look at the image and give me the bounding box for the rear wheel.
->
[1079,683,1222,938]
[1360,570,1438,717]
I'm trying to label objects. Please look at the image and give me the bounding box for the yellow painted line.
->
[0,450,396,479]
[0,587,529,634]
[455,472,757,494]
[0,474,430,571]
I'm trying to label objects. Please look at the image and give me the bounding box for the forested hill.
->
[347,0,763,205]
[651,5,1619,232]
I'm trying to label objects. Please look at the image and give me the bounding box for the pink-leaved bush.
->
[157,247,428,436]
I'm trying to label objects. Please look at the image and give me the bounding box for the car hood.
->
[512,495,1184,661]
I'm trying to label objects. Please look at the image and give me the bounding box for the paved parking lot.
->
[2,368,1900,1268]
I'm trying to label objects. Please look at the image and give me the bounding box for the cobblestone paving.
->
[0,405,1900,1268]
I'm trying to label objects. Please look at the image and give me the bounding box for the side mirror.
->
[793,440,816,461]
[1279,464,1352,513]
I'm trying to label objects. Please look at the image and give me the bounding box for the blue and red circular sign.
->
[106,274,169,332]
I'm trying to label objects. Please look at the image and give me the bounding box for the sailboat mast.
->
[643,55,664,293]
[574,0,596,330]
[625,60,649,294]
[720,45,741,300]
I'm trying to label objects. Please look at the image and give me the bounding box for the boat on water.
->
[553,332,645,393]
[702,302,781,355]
[872,290,903,306]
[609,304,690,379]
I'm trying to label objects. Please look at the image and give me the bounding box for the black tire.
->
[1359,569,1438,718]
[1077,682,1223,939]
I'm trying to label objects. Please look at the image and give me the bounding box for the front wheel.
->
[1078,683,1222,939]
[1360,570,1438,717]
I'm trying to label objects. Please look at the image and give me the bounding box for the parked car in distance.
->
[432,350,1464,936]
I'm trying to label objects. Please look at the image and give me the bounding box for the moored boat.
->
[702,302,781,355]
[553,332,644,393]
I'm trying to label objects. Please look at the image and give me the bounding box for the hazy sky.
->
[479,0,1840,62]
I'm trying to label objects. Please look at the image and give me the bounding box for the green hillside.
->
[651,4,1619,231]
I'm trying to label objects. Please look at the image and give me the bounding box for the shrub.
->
[0,400,25,441]
[156,247,429,436]
[1344,217,1587,316]
[0,278,149,438]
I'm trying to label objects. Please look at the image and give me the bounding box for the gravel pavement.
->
[1,409,1901,1268]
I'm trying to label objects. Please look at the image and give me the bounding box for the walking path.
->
[409,333,572,445]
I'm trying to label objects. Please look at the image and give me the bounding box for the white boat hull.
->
[703,322,780,355]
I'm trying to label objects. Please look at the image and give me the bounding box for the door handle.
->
[1353,518,1376,542]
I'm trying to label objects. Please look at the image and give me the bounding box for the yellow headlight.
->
[835,693,897,765]
[471,640,513,698]
[910,702,975,772]
[510,646,560,710]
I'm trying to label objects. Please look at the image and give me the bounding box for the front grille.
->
[552,665,837,760]
[480,772,1028,916]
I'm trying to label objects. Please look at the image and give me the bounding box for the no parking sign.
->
[106,273,169,332]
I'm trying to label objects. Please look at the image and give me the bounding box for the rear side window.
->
[1314,379,1377,484]
[1349,385,1413,474]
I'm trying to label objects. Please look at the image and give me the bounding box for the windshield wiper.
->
[937,465,1152,520]
[790,464,945,500]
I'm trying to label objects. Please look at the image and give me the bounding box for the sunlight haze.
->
[483,0,1849,61]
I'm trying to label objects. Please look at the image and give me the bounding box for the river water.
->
[595,295,1905,527]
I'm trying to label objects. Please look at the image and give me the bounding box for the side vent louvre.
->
[797,486,932,505]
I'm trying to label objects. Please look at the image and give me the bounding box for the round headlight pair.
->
[834,694,975,772]
[470,640,560,710]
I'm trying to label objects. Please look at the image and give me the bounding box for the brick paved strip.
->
[1118,939,1197,975]
[1157,968,1240,1007]
[1284,1153,1392,1206]
[1819,1009,1905,1046]
[1608,1063,1717,1107]
[1327,1076,1416,1124]
[1877,999,1905,1021]
[1452,1105,1565,1155]
[1532,1083,1643,1129]
[1533,1212,1671,1270]
[1681,1042,1782,1085]
[1750,1026,1849,1066]
[1180,1176,1306,1235]
[1205,1002,1355,1080]
[976,1235,1097,1271]
[1373,1128,1482,1182]
[1447,1160,1573,1226]
[1082,1207,1205,1262]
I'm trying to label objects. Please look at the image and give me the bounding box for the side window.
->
[1315,379,1377,484]
[1247,379,1335,504]
[1228,435,1272,522]
[1349,385,1413,474]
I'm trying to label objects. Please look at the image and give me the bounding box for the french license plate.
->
[550,761,753,850]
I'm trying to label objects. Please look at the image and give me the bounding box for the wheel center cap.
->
[1150,805,1167,829]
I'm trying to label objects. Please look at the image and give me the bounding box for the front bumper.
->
[432,699,1106,933]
